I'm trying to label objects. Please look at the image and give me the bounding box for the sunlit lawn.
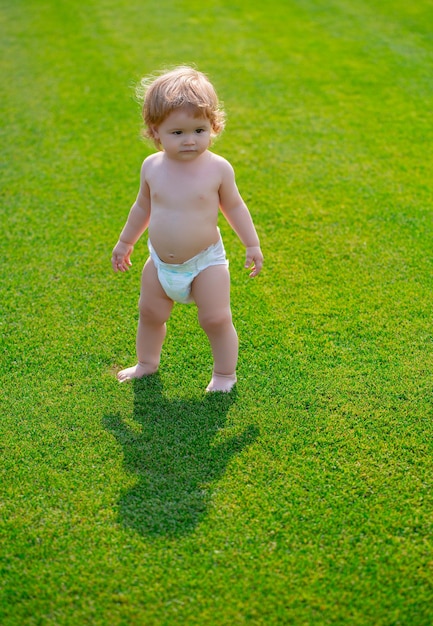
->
[2,0,433,623]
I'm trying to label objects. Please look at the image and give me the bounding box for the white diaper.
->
[148,234,228,304]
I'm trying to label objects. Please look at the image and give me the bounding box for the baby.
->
[111,66,263,392]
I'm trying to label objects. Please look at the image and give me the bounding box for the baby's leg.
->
[117,258,173,382]
[192,265,238,392]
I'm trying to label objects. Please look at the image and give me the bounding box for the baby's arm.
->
[111,162,151,273]
[219,160,263,277]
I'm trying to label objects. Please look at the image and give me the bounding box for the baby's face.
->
[153,108,212,161]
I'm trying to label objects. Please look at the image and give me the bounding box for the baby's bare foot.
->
[117,362,158,382]
[206,372,237,393]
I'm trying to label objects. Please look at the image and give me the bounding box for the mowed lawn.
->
[1,0,433,624]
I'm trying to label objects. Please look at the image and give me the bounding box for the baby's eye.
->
[172,131,182,135]
[195,128,206,134]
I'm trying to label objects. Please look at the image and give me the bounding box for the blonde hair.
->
[136,66,225,147]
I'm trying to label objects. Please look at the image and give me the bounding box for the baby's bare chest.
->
[148,167,221,209]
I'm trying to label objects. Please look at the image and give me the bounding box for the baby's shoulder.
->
[208,151,234,175]
[142,151,162,169]
[140,152,163,178]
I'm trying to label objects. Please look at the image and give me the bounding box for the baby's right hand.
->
[111,241,134,272]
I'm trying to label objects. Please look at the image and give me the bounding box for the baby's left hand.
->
[245,246,264,278]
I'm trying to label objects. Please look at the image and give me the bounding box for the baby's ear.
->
[151,126,159,141]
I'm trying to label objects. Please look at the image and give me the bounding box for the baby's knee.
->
[199,308,232,332]
[139,297,167,324]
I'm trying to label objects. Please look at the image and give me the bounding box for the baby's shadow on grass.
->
[103,374,258,538]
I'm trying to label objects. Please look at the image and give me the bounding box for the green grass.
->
[2,0,433,623]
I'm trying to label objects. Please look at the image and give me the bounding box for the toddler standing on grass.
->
[111,66,263,392]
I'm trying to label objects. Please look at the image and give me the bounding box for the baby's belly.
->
[148,218,220,264]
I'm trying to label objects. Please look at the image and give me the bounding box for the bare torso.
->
[145,150,223,263]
